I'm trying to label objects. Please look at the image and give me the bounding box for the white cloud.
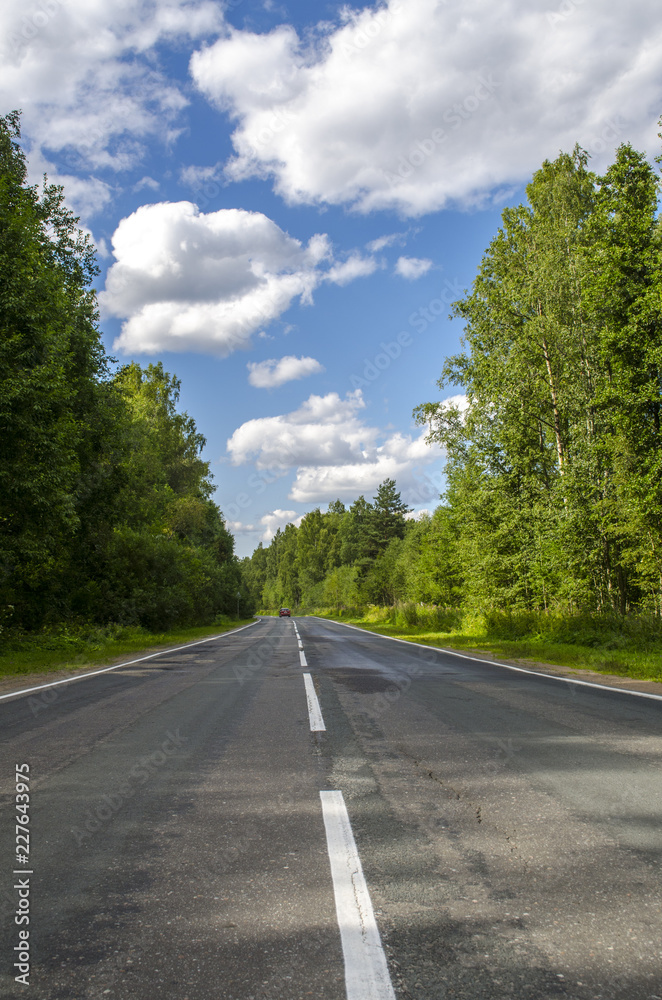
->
[226,389,442,503]
[100,203,374,356]
[1,0,225,213]
[289,431,438,503]
[405,508,433,521]
[179,163,222,188]
[20,145,114,219]
[225,519,256,534]
[247,355,324,388]
[325,254,378,286]
[133,176,160,193]
[227,390,369,469]
[260,509,303,542]
[93,236,111,259]
[366,232,408,252]
[442,393,470,417]
[190,0,662,216]
[394,256,433,280]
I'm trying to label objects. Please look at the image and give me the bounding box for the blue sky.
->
[3,0,661,556]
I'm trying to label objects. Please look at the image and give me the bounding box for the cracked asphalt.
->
[1,615,661,999]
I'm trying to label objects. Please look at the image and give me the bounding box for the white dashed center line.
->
[320,791,396,1000]
[299,649,307,667]
[303,673,326,731]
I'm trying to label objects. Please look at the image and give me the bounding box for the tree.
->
[0,111,113,625]
[414,142,662,615]
[338,495,375,570]
[0,113,245,630]
[372,479,411,549]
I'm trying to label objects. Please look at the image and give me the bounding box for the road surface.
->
[1,615,661,999]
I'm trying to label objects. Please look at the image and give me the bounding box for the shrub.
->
[483,609,662,649]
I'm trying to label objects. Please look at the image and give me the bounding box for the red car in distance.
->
[279,607,291,617]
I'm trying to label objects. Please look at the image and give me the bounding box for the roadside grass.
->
[0,618,255,680]
[299,608,662,683]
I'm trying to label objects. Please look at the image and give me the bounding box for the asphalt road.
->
[1,615,661,1000]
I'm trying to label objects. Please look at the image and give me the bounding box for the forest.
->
[0,112,246,639]
[3,100,662,649]
[241,479,461,616]
[245,139,662,639]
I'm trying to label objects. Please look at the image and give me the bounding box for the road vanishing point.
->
[1,615,661,999]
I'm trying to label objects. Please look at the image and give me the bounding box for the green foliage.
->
[248,481,418,610]
[483,609,662,650]
[0,110,111,622]
[0,618,252,680]
[94,528,240,632]
[310,608,662,682]
[415,141,662,618]
[251,141,662,674]
[322,564,359,611]
[0,112,251,637]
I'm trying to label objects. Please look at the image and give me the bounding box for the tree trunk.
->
[540,329,565,474]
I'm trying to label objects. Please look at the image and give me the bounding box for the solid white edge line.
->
[299,650,308,667]
[320,790,395,1000]
[0,620,261,702]
[303,673,326,732]
[307,616,662,704]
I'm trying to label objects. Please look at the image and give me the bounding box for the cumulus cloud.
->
[1,0,224,195]
[190,0,662,216]
[226,389,442,503]
[405,508,433,520]
[260,509,304,542]
[225,519,256,534]
[227,390,369,469]
[394,256,433,280]
[289,436,436,503]
[100,203,374,356]
[247,355,324,388]
[226,511,307,546]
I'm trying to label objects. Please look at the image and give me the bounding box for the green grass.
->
[0,618,255,681]
[308,609,662,683]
